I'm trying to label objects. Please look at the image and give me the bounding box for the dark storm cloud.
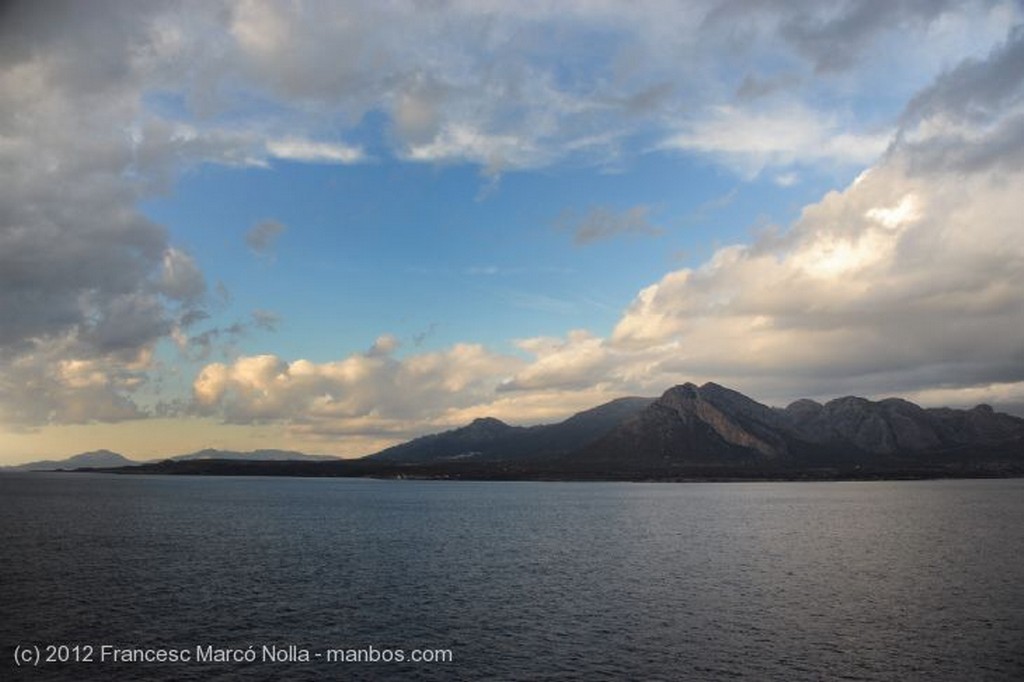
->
[899,28,1024,175]
[778,0,958,72]
[0,0,212,423]
[901,25,1024,126]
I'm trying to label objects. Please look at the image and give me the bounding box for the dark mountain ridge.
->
[1,449,136,472]
[367,396,655,463]
[563,383,1024,476]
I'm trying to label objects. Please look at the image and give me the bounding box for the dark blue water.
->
[1,474,1022,680]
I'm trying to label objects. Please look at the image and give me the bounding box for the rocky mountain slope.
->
[564,383,1024,476]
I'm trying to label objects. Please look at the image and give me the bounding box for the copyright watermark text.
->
[12,643,453,667]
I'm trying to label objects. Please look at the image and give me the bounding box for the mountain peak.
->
[4,450,136,471]
[469,416,509,429]
[71,449,130,461]
[786,398,823,411]
[637,382,792,459]
[699,381,727,391]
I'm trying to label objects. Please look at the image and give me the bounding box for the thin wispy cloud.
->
[266,138,366,164]
[662,105,892,177]
[245,220,286,257]
[560,205,662,246]
[683,189,739,226]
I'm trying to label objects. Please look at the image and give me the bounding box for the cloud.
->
[366,334,399,358]
[0,338,151,427]
[486,162,1023,413]
[245,219,286,256]
[266,137,365,164]
[601,164,1024,406]
[499,330,618,393]
[209,1,1016,175]
[159,248,206,302]
[192,342,523,439]
[898,26,1024,176]
[251,309,279,331]
[412,322,439,348]
[391,82,446,145]
[559,205,662,246]
[683,188,739,225]
[900,24,1024,128]
[735,72,802,101]
[0,1,220,425]
[172,309,282,362]
[662,104,891,176]
[402,124,548,175]
[774,172,799,187]
[770,0,961,73]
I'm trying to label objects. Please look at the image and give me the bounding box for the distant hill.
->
[2,449,137,471]
[168,449,338,463]
[3,448,338,472]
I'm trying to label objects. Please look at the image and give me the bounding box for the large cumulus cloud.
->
[192,338,523,440]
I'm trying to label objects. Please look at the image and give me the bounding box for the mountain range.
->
[8,383,1023,480]
[363,382,1023,478]
[561,382,1024,477]
[1,448,337,472]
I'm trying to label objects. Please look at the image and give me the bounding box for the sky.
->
[1,0,1023,463]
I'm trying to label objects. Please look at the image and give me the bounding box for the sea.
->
[1,473,1022,681]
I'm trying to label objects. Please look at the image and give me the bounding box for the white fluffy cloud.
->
[189,332,669,447]
[606,160,1023,392]
[192,339,523,440]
